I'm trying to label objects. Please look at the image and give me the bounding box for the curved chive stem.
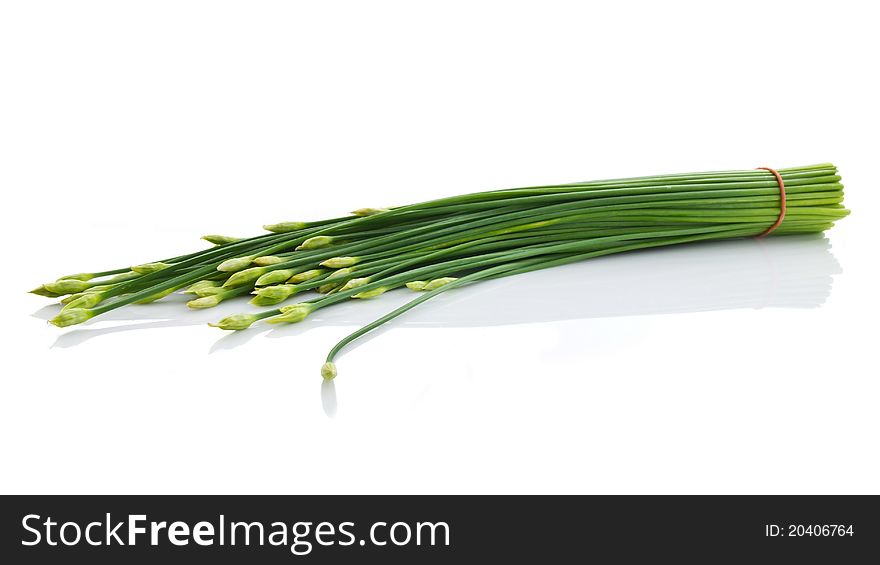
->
[320,224,781,376]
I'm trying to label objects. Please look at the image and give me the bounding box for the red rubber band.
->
[755,166,786,238]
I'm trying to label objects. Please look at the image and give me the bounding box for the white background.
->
[1,1,877,494]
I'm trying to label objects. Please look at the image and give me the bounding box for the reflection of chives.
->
[34,164,848,379]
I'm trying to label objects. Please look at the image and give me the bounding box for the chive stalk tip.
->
[202,234,241,245]
[49,308,94,327]
[263,221,307,233]
[321,362,337,380]
[351,207,390,217]
[187,295,221,309]
[320,256,359,268]
[266,303,313,324]
[208,313,258,331]
[296,236,334,250]
[217,256,256,273]
[43,279,91,295]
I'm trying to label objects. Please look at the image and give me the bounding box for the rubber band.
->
[755,166,786,238]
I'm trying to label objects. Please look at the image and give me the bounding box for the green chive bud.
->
[208,313,259,331]
[43,279,91,295]
[351,207,390,217]
[249,284,298,306]
[187,295,221,309]
[223,266,267,288]
[405,281,428,291]
[29,285,64,298]
[106,271,140,283]
[194,286,226,297]
[423,277,459,291]
[131,262,170,274]
[87,284,113,293]
[327,268,353,280]
[134,287,177,304]
[60,292,87,305]
[217,256,255,272]
[183,280,221,294]
[57,273,95,281]
[201,234,241,245]
[353,286,387,299]
[321,362,337,380]
[296,236,334,250]
[255,269,296,286]
[62,292,104,310]
[320,256,359,268]
[266,303,313,324]
[49,308,95,327]
[59,287,106,304]
[263,221,307,233]
[288,269,327,283]
[339,277,370,292]
[318,283,341,294]
[253,255,285,266]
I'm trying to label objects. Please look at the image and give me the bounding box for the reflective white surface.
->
[5,223,876,494]
[1,1,878,494]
